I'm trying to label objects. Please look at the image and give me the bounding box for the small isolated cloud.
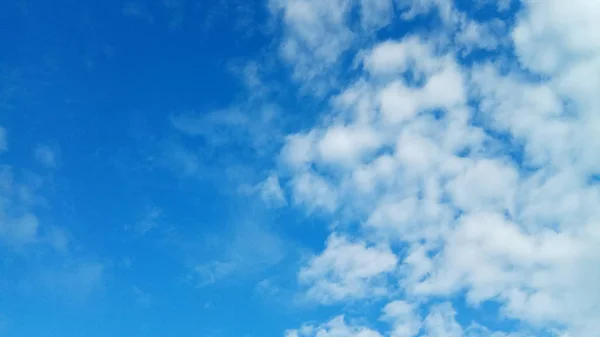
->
[34,144,59,169]
[134,205,162,235]
[256,278,281,296]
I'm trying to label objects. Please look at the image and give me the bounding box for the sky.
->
[1,0,600,336]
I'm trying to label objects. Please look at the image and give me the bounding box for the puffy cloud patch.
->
[286,315,383,337]
[299,234,398,303]
[271,0,600,336]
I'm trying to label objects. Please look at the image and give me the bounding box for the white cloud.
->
[512,0,600,75]
[281,131,317,170]
[381,300,422,337]
[270,0,355,88]
[446,158,519,213]
[286,315,383,337]
[359,0,393,30]
[290,171,338,213]
[299,234,397,303]
[317,125,382,166]
[378,82,420,125]
[363,37,440,78]
[289,301,525,337]
[259,173,287,207]
[238,173,287,207]
[271,0,600,335]
[422,303,463,337]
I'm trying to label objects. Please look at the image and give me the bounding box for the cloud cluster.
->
[270,0,600,336]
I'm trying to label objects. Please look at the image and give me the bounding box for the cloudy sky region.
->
[1,0,600,336]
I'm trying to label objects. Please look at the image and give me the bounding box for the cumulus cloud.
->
[299,234,397,303]
[285,315,383,337]
[271,0,600,336]
[269,0,355,89]
[381,300,422,337]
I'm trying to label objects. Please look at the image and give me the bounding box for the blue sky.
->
[2,0,600,337]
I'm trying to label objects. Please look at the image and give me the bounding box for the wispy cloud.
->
[134,205,162,235]
[0,127,6,153]
[40,260,105,303]
[1,129,105,304]
[34,144,59,169]
[122,2,154,24]
[170,104,283,156]
[0,164,45,249]
[189,219,288,287]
